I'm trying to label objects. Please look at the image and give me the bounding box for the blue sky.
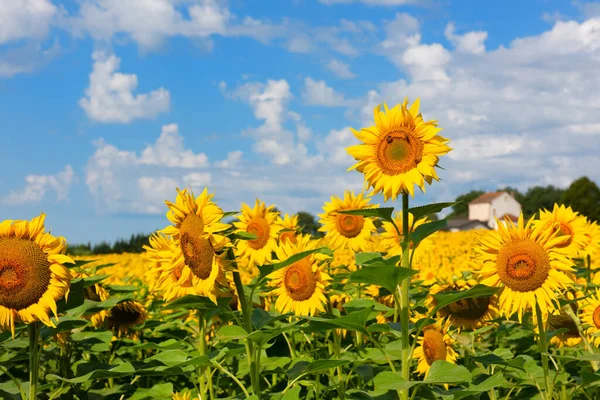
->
[1,0,600,244]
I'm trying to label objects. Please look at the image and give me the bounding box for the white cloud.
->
[183,172,212,191]
[2,165,74,204]
[302,77,347,106]
[140,124,208,168]
[214,151,243,168]
[0,40,61,78]
[0,0,57,44]
[137,176,179,214]
[79,51,170,123]
[326,58,357,79]
[444,22,487,54]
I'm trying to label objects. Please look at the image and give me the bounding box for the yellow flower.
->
[270,234,331,316]
[426,279,499,331]
[172,391,198,400]
[547,309,582,348]
[581,290,600,347]
[413,319,458,377]
[537,204,589,258]
[347,98,451,200]
[380,211,433,259]
[0,213,73,336]
[277,213,300,245]
[234,200,280,267]
[318,190,378,252]
[579,218,600,259]
[476,214,574,322]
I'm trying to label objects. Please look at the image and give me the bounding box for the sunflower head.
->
[106,300,148,335]
[413,319,458,377]
[318,191,378,252]
[380,211,433,258]
[233,200,280,267]
[537,204,588,257]
[581,290,600,347]
[277,213,300,245]
[347,98,451,200]
[0,214,73,336]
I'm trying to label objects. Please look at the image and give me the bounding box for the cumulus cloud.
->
[0,0,58,44]
[302,77,347,106]
[0,40,61,78]
[444,22,487,54]
[79,51,170,123]
[325,58,357,79]
[214,151,243,168]
[139,124,208,168]
[2,165,74,204]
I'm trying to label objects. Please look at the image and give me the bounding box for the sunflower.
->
[536,204,589,258]
[277,213,300,245]
[426,279,499,331]
[234,200,280,267]
[581,290,600,347]
[270,234,331,316]
[158,189,231,303]
[380,211,433,259]
[547,309,582,348]
[104,300,148,336]
[413,319,458,377]
[476,214,574,322]
[580,218,600,260]
[318,191,378,252]
[347,98,451,200]
[172,391,198,400]
[0,213,73,336]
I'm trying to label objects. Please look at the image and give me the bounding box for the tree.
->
[561,176,600,222]
[447,190,485,218]
[297,211,323,237]
[521,185,564,217]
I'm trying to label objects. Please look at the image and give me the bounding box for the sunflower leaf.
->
[216,325,248,341]
[407,202,456,221]
[304,306,373,335]
[337,207,395,222]
[233,231,258,240]
[259,247,331,278]
[430,285,501,315]
[423,361,471,384]
[410,219,447,247]
[350,266,417,294]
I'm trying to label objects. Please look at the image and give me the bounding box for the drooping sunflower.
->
[104,300,148,336]
[547,309,582,348]
[347,98,451,200]
[270,234,331,316]
[158,189,231,304]
[476,214,574,322]
[0,213,73,336]
[318,191,378,252]
[426,279,499,331]
[536,204,589,258]
[277,213,300,245]
[581,290,600,347]
[413,319,458,377]
[380,211,433,259]
[234,200,280,267]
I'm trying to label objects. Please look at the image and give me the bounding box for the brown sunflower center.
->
[554,222,574,248]
[247,217,270,250]
[593,305,600,329]
[335,214,364,238]
[496,239,550,292]
[107,302,145,329]
[0,237,52,311]
[422,329,447,365]
[284,257,317,301]
[279,230,297,244]
[443,297,490,320]
[180,235,214,280]
[548,311,579,337]
[180,213,205,238]
[376,129,423,176]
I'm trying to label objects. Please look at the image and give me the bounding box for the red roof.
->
[469,191,505,205]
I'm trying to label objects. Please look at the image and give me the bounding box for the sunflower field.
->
[2,99,600,400]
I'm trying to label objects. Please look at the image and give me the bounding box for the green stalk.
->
[535,303,553,399]
[399,193,411,400]
[28,322,41,400]
[197,313,208,400]
[232,266,260,397]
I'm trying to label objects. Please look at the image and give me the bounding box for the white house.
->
[468,191,521,230]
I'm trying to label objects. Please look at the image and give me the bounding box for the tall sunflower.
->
[426,278,499,331]
[413,319,458,377]
[380,211,433,258]
[347,98,451,200]
[537,204,588,258]
[277,213,300,245]
[318,191,378,252]
[476,214,574,322]
[234,200,280,267]
[581,290,600,347]
[0,213,73,336]
[158,189,231,304]
[270,234,331,316]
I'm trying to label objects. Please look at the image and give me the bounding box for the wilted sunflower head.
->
[0,213,73,336]
[106,301,147,335]
[346,98,451,200]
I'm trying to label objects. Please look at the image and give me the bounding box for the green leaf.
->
[70,331,114,352]
[423,361,471,384]
[128,383,174,400]
[470,354,526,371]
[337,207,395,222]
[367,323,391,333]
[281,386,302,400]
[407,202,456,221]
[452,374,507,400]
[81,274,111,287]
[431,285,501,315]
[350,266,417,294]
[40,317,88,339]
[216,325,248,341]
[355,252,384,266]
[373,371,414,391]
[146,350,190,367]
[305,359,350,374]
[305,307,373,335]
[259,247,331,277]
[411,219,447,247]
[46,362,136,383]
[163,294,231,311]
[233,231,258,240]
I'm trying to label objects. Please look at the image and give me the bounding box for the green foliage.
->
[561,176,600,222]
[521,185,564,217]
[447,190,484,218]
[297,211,324,238]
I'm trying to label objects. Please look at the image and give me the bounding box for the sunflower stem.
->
[197,313,208,400]
[28,322,41,400]
[535,303,553,400]
[399,193,411,400]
